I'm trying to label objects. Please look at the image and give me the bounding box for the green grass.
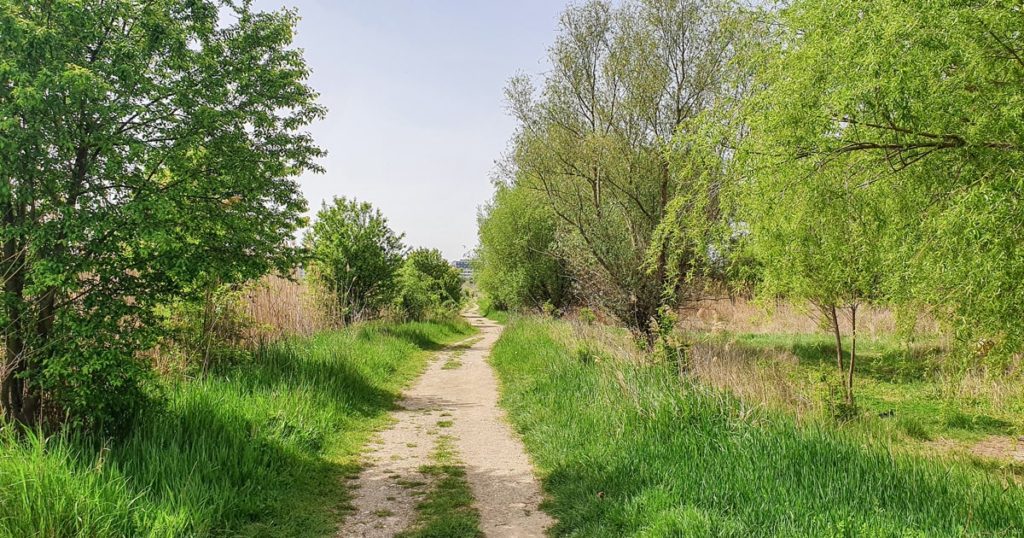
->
[397,435,482,538]
[717,332,1023,442]
[0,319,474,538]
[490,317,1024,537]
[476,296,509,324]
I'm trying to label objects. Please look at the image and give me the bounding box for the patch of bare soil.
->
[972,436,1024,463]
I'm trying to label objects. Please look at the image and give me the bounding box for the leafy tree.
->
[737,0,1024,362]
[506,0,737,332]
[475,183,570,310]
[735,157,891,403]
[0,0,323,429]
[395,248,463,320]
[305,197,405,323]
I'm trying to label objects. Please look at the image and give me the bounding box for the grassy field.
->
[476,296,510,324]
[490,316,1024,537]
[0,319,473,538]
[688,332,1024,455]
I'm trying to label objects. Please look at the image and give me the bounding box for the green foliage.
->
[541,300,556,317]
[490,317,1024,536]
[0,0,322,430]
[476,295,510,325]
[0,319,474,537]
[896,416,931,442]
[306,197,406,323]
[396,248,464,321]
[475,183,569,311]
[732,0,1024,360]
[650,304,687,369]
[578,307,597,325]
[157,284,256,374]
[502,0,737,330]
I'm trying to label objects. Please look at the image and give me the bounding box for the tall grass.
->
[0,319,473,537]
[678,296,943,341]
[244,274,341,341]
[490,317,1024,537]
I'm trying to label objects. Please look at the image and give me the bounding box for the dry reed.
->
[677,296,943,340]
[242,274,340,343]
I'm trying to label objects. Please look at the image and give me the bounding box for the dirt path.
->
[339,312,553,537]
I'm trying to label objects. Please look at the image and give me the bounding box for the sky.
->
[248,1,567,261]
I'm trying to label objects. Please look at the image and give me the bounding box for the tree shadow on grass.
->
[48,394,360,537]
[41,322,475,537]
[53,340,419,536]
[736,337,945,384]
[535,418,1024,537]
[375,325,466,351]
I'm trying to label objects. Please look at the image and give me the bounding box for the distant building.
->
[453,259,473,280]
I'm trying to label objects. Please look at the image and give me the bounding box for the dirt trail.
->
[339,312,553,537]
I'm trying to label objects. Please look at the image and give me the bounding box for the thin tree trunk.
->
[829,303,844,373]
[1,203,32,425]
[847,304,858,404]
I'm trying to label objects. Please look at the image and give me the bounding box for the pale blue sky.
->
[250,1,566,260]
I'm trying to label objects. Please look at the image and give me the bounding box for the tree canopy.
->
[501,0,736,330]
[475,183,570,311]
[0,0,323,429]
[396,248,464,321]
[733,0,1024,364]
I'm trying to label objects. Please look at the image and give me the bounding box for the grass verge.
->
[0,318,474,537]
[476,296,509,324]
[490,316,1024,537]
[396,434,482,538]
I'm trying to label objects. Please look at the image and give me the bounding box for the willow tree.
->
[506,0,737,332]
[737,0,1024,362]
[0,1,324,429]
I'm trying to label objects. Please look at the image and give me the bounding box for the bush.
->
[395,249,464,321]
[305,197,405,323]
[157,284,256,374]
[578,307,597,325]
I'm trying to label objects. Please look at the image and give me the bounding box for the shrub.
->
[578,307,597,325]
[475,184,571,311]
[305,198,405,323]
[541,301,558,317]
[395,249,464,321]
[157,284,256,374]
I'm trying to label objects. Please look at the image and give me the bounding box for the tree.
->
[395,248,463,321]
[734,156,890,403]
[736,0,1024,363]
[0,0,323,430]
[475,183,570,310]
[506,0,737,333]
[305,198,405,323]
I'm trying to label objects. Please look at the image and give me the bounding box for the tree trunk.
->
[1,204,36,426]
[829,303,844,373]
[846,304,858,404]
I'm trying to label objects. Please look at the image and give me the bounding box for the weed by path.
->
[396,435,482,538]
